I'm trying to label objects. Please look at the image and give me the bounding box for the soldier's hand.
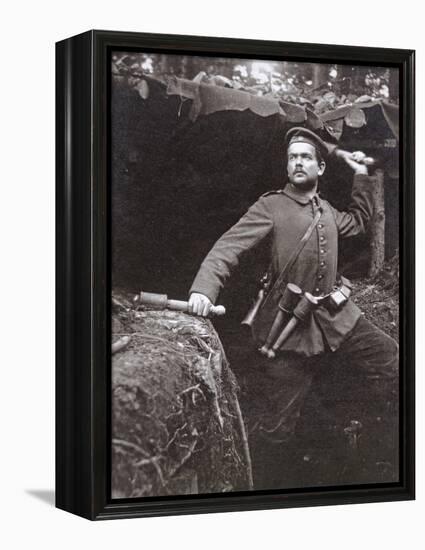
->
[188,292,213,317]
[335,149,368,175]
[351,151,367,164]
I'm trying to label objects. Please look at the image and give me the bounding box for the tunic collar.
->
[283,184,321,206]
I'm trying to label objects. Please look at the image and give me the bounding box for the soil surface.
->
[351,253,399,342]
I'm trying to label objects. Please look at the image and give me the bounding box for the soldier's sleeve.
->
[330,173,374,238]
[189,197,274,304]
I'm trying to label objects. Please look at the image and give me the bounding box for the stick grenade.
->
[241,288,265,327]
[258,283,302,356]
[360,157,375,166]
[241,272,270,327]
[138,291,226,316]
[266,292,319,359]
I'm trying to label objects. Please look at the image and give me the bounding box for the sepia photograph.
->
[110,51,401,498]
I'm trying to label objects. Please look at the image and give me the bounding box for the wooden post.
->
[312,64,329,89]
[368,168,386,278]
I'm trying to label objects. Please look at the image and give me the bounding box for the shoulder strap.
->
[264,207,322,300]
[261,189,285,198]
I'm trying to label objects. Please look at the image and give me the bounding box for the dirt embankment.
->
[351,252,399,342]
[111,299,252,498]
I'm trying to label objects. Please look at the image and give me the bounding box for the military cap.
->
[285,127,330,159]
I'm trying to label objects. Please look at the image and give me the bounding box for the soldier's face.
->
[287,142,325,188]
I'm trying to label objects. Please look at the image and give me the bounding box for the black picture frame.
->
[56,29,415,520]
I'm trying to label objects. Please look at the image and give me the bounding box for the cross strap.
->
[262,206,322,306]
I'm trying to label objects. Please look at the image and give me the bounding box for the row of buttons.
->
[316,221,326,294]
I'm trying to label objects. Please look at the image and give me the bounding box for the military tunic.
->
[190,174,374,356]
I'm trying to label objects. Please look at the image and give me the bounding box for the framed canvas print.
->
[56,30,415,520]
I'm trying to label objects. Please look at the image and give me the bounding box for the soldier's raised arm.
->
[330,149,374,238]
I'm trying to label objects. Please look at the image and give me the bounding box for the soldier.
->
[188,127,399,488]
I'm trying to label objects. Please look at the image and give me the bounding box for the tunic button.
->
[320,249,325,254]
[318,275,323,279]
[318,224,323,229]
[320,236,325,242]
[315,288,320,293]
[320,261,325,266]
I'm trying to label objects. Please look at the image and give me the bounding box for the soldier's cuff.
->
[188,285,217,305]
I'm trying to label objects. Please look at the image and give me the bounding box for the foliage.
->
[112,52,398,115]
